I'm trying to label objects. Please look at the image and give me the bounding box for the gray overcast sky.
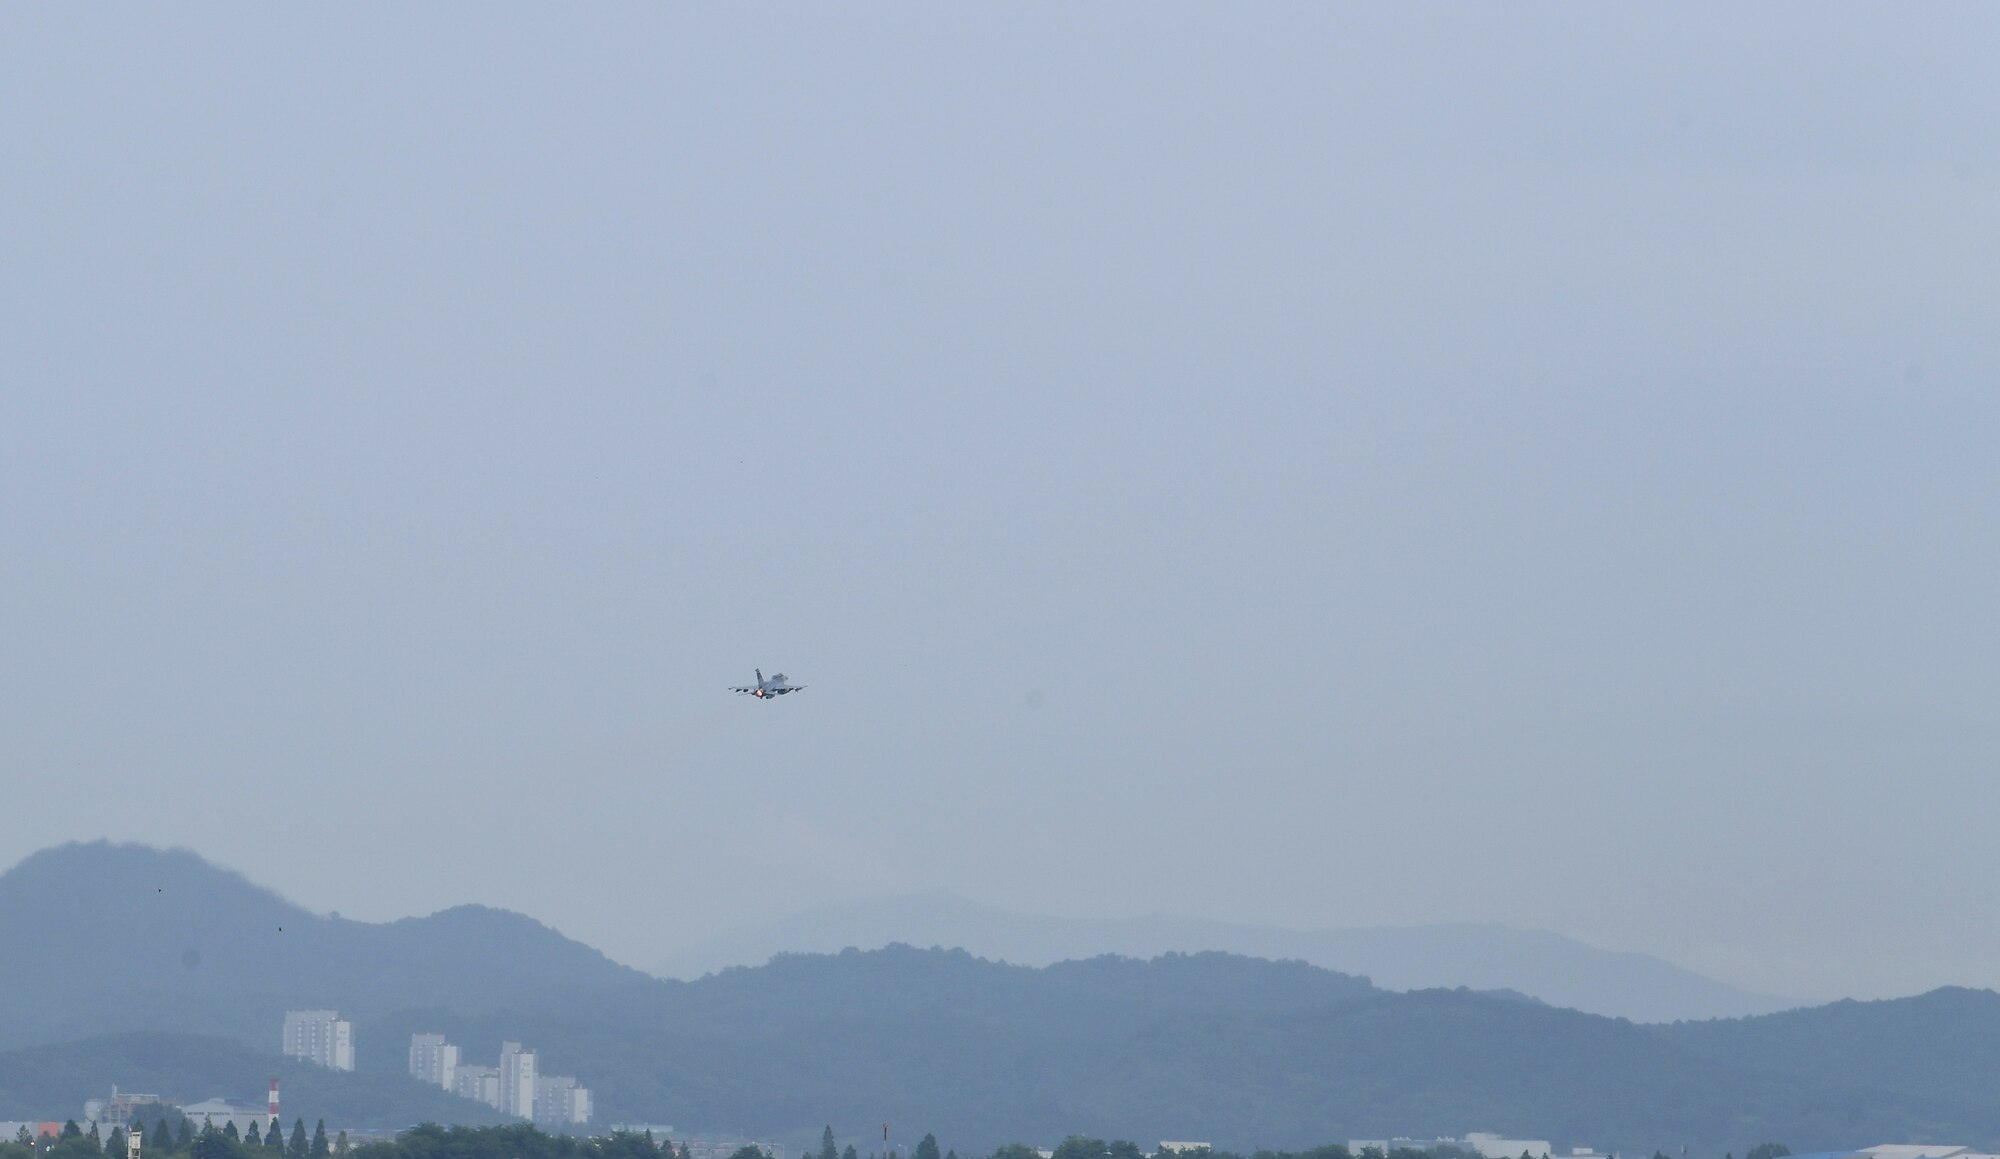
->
[2,4,1996,1003]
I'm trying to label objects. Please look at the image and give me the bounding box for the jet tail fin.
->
[756,668,764,684]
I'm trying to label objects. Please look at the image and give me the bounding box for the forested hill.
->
[1655,986,2000,1112]
[10,843,2000,1157]
[0,842,1380,1052]
[0,842,649,1046]
[659,894,1791,1022]
[0,1033,504,1127]
[654,943,1383,1039]
[404,968,1993,1157]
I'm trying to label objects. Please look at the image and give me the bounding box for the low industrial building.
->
[179,1099,272,1140]
[1349,1134,1560,1159]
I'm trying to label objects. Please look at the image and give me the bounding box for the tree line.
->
[1,1116,348,1159]
[10,1123,1796,1159]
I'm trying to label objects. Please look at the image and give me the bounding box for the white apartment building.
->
[498,1043,537,1119]
[443,1039,588,1125]
[454,1066,500,1108]
[532,1076,591,1126]
[283,1010,354,1072]
[409,1034,460,1090]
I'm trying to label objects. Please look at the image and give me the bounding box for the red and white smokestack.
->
[268,1079,280,1126]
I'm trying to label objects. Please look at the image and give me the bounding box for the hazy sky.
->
[3,5,1996,1004]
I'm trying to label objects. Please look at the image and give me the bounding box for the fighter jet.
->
[731,669,805,699]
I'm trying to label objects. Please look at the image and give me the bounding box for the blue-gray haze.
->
[2,4,1995,1004]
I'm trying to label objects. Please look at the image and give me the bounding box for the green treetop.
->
[1053,1139,1110,1159]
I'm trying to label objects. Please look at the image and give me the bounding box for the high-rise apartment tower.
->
[282,1010,354,1071]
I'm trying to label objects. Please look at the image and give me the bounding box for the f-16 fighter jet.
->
[731,669,805,699]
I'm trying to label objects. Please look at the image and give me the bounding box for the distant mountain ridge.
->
[0,841,650,1047]
[1658,986,2000,1111]
[654,891,1794,1022]
[6,841,2000,1156]
[361,945,2000,1154]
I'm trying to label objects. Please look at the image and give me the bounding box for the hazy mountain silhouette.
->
[0,841,650,1046]
[6,842,1998,1154]
[654,891,1795,1022]
[363,946,1998,1154]
[1659,986,2000,1110]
